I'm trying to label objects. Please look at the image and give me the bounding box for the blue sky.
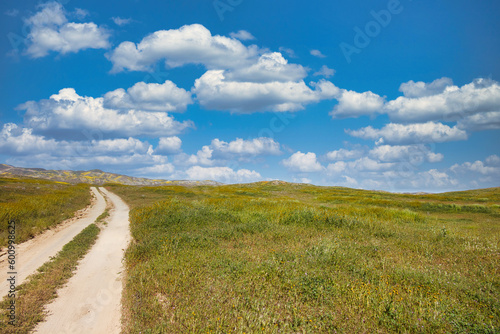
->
[0,0,499,192]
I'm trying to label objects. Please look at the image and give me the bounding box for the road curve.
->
[33,187,131,334]
[0,187,106,298]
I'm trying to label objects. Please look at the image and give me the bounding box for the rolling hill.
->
[0,164,220,186]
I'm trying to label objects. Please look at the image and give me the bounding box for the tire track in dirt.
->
[33,188,131,334]
[0,187,106,298]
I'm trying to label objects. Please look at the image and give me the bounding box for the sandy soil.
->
[0,187,106,298]
[33,188,131,334]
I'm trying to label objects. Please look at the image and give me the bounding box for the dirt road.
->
[0,187,106,298]
[33,188,131,334]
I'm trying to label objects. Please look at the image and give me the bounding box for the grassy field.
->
[0,177,91,248]
[111,183,500,333]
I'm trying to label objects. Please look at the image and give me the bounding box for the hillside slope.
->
[0,164,220,186]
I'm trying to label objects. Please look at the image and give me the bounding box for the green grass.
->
[95,188,114,226]
[0,177,91,247]
[0,223,100,333]
[96,208,110,225]
[111,183,500,333]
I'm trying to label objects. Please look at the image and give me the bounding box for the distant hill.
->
[0,164,221,186]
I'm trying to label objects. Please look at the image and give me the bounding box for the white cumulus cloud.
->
[211,137,281,157]
[0,123,153,157]
[155,137,182,155]
[369,145,443,163]
[451,159,500,176]
[399,77,453,98]
[135,163,175,175]
[326,148,364,161]
[325,78,500,133]
[107,23,260,72]
[310,49,326,58]
[19,88,194,139]
[103,80,192,112]
[313,65,335,78]
[346,122,467,145]
[457,111,500,131]
[348,157,396,172]
[0,123,59,155]
[24,1,110,58]
[282,151,324,172]
[326,157,394,175]
[229,30,255,40]
[330,90,385,118]
[485,155,500,166]
[112,17,132,26]
[385,78,500,123]
[194,70,338,113]
[178,137,281,166]
[185,166,261,183]
[224,52,308,83]
[106,24,345,114]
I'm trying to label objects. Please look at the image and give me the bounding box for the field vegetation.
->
[0,177,91,248]
[112,183,498,332]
